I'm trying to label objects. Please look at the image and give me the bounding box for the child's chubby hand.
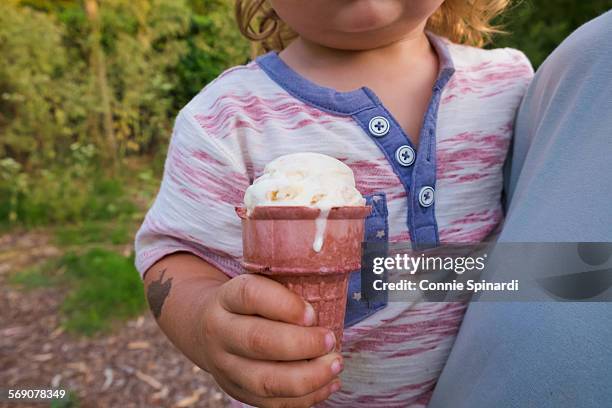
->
[200,273,343,408]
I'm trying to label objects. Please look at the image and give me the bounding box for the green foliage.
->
[100,0,192,154]
[0,143,136,226]
[55,220,131,246]
[175,0,250,106]
[0,2,88,167]
[49,390,80,408]
[60,248,145,335]
[10,244,144,337]
[1,0,248,171]
[492,0,612,67]
[1,0,249,228]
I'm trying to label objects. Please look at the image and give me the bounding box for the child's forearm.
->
[143,252,228,371]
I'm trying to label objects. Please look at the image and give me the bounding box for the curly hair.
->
[235,0,511,52]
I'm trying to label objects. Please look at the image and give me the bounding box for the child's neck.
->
[279,27,439,145]
[281,29,433,84]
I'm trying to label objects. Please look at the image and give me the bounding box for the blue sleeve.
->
[429,11,612,408]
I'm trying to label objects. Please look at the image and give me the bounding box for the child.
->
[135,0,533,406]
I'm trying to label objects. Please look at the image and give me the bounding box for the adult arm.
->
[430,11,612,408]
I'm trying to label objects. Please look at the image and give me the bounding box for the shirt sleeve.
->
[134,106,250,279]
[504,47,535,78]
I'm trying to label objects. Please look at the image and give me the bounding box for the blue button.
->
[419,186,435,207]
[395,145,416,166]
[368,116,390,137]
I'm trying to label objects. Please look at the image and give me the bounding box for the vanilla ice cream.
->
[244,153,366,251]
[244,152,365,211]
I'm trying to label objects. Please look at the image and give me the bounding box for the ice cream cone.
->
[236,206,371,351]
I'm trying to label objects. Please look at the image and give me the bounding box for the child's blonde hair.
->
[236,0,511,52]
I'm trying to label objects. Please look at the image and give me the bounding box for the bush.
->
[175,0,250,107]
[0,143,136,227]
[1,1,249,229]
[492,0,612,67]
[0,2,88,167]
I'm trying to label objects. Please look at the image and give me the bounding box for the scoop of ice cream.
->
[244,153,365,213]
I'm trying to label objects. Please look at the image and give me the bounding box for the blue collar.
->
[256,32,455,116]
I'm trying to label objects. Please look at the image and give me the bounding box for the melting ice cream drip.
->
[313,207,330,252]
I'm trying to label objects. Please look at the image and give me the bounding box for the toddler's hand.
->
[200,274,343,408]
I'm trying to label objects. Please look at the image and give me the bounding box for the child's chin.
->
[317,31,408,52]
[333,2,402,34]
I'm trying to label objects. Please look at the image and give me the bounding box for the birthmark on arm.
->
[146,268,173,319]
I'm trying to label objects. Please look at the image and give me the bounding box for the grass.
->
[10,248,146,336]
[8,260,60,289]
[49,390,80,408]
[54,220,132,246]
[60,248,146,335]
[5,158,152,336]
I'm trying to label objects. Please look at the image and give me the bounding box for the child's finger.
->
[220,314,335,360]
[219,274,316,326]
[218,352,343,399]
[222,377,340,408]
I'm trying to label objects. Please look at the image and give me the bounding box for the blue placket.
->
[351,52,454,247]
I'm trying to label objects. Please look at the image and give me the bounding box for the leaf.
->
[174,387,206,407]
[135,370,162,390]
[31,353,54,362]
[127,340,150,349]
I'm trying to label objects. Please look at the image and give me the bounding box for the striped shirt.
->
[135,33,533,407]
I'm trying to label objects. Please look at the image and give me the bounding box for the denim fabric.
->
[345,193,389,327]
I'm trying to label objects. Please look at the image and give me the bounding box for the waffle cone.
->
[273,273,349,350]
[236,206,371,351]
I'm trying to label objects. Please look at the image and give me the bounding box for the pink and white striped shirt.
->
[135,33,533,407]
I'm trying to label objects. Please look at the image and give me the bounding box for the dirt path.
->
[0,231,231,408]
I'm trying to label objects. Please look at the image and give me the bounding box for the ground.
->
[0,231,232,408]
